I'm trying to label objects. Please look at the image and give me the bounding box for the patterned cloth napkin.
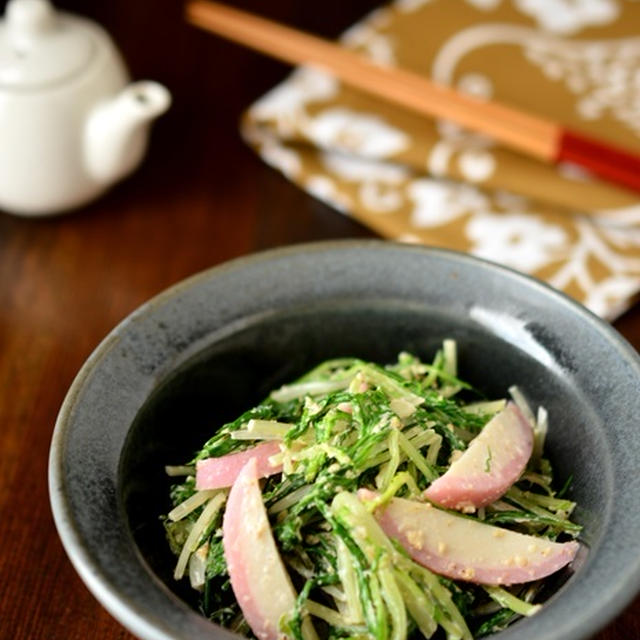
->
[242,0,640,320]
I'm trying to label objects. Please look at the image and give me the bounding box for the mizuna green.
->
[163,341,581,640]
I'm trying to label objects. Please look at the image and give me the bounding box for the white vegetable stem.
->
[174,492,226,580]
[168,489,218,522]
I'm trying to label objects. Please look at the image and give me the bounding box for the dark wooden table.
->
[1,1,638,638]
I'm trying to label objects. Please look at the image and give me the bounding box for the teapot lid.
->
[0,0,95,89]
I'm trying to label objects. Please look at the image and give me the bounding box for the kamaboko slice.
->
[424,402,533,510]
[223,458,309,640]
[196,441,282,490]
[360,490,579,585]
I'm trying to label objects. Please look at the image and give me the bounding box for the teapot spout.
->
[85,81,171,184]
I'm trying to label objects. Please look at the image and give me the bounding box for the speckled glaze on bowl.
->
[50,240,640,640]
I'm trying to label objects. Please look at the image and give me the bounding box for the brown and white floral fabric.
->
[242,0,640,320]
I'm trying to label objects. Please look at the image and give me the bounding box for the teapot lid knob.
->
[0,0,96,89]
[7,0,56,42]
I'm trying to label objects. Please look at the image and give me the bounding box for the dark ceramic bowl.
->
[49,240,640,640]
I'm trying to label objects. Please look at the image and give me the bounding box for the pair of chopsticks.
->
[186,0,640,195]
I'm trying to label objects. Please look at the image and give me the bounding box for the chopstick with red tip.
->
[186,0,640,195]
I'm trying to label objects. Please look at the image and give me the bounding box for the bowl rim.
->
[49,239,640,640]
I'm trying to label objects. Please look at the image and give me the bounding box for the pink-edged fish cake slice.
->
[425,402,533,510]
[196,440,282,490]
[222,458,297,640]
[360,489,579,586]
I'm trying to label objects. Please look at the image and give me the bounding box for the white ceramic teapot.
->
[0,0,171,216]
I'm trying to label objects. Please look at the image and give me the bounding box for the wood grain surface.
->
[0,1,638,639]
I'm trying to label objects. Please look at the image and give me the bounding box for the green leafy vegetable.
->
[163,343,581,639]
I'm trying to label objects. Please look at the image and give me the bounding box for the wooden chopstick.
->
[186,0,640,195]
